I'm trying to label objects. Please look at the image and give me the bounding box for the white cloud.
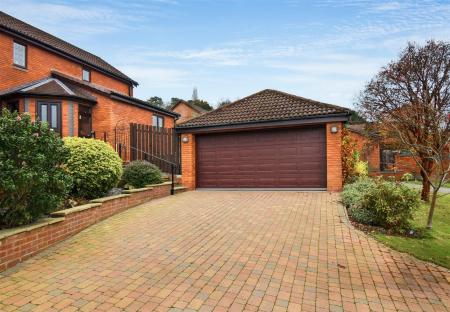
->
[0,0,177,38]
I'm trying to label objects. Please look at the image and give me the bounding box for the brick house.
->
[0,11,178,139]
[170,100,207,124]
[348,124,449,179]
[177,89,350,191]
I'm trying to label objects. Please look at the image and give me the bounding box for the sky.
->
[1,0,450,109]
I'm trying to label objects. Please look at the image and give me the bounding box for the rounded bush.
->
[122,160,164,188]
[342,177,420,231]
[360,179,419,230]
[64,137,122,199]
[0,110,72,228]
[341,177,375,209]
[348,206,376,225]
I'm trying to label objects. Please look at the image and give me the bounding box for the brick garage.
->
[178,89,349,192]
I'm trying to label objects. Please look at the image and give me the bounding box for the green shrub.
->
[64,137,122,199]
[348,206,377,225]
[122,160,164,188]
[0,110,72,228]
[342,177,375,208]
[342,177,420,231]
[401,172,414,182]
[360,179,419,230]
[355,160,368,177]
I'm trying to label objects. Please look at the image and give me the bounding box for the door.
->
[196,126,326,188]
[78,105,92,138]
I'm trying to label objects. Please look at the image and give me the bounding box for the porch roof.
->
[0,78,97,103]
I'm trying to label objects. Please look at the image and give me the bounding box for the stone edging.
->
[0,182,172,272]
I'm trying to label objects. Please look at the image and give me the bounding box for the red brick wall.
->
[326,123,343,192]
[0,183,171,272]
[172,102,201,124]
[349,131,380,172]
[0,32,176,136]
[181,133,196,189]
[0,32,131,95]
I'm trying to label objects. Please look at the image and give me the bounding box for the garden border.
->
[0,182,172,272]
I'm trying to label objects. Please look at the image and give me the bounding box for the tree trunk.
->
[420,158,434,202]
[427,189,438,229]
[420,170,431,201]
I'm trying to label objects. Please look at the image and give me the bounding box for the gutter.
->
[0,26,139,87]
[110,93,180,118]
[176,113,349,133]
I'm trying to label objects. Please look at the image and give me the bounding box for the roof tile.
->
[177,89,349,128]
[0,11,136,85]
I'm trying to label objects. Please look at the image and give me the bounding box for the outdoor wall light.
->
[330,126,338,134]
[182,136,190,143]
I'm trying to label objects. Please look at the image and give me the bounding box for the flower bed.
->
[0,182,172,272]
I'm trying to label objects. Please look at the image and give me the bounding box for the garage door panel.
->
[196,126,326,188]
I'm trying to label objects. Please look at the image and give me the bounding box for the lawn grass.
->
[374,195,450,269]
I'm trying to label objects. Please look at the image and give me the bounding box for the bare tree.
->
[357,40,450,228]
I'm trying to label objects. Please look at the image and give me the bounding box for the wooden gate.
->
[129,123,181,174]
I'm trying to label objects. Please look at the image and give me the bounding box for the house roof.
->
[177,89,350,129]
[51,71,179,118]
[0,77,97,103]
[0,11,138,86]
[171,100,208,114]
[347,123,380,139]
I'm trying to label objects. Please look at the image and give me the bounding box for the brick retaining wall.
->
[0,182,172,272]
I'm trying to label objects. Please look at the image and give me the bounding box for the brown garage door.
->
[196,126,326,188]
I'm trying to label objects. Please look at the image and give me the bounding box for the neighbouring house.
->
[170,100,207,124]
[347,123,449,179]
[177,89,350,191]
[0,11,178,139]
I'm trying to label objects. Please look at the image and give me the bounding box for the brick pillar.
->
[181,133,196,189]
[326,122,343,192]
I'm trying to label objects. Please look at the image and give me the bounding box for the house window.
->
[82,68,91,82]
[380,149,396,171]
[152,115,164,129]
[6,100,19,112]
[38,102,61,134]
[13,42,27,68]
[0,100,19,115]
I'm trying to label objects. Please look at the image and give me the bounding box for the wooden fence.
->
[104,123,181,174]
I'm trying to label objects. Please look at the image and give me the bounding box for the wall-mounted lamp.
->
[182,136,190,143]
[330,126,338,134]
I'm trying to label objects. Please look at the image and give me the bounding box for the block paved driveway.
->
[0,191,449,312]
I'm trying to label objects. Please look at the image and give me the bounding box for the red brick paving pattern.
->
[0,191,448,311]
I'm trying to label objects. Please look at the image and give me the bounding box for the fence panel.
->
[106,123,181,174]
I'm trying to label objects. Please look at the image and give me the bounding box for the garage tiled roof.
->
[177,89,349,128]
[0,11,137,85]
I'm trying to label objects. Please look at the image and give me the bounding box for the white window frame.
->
[13,42,27,68]
[152,115,164,129]
[82,68,91,82]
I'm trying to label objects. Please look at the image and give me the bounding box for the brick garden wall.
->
[0,182,172,272]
